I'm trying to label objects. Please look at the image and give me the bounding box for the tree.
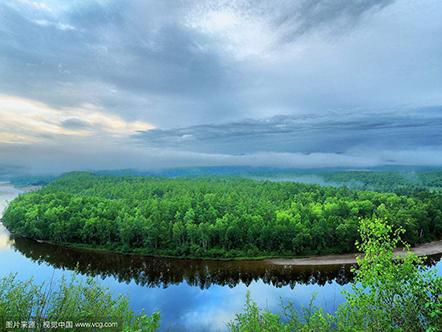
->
[336,218,442,331]
[229,218,442,331]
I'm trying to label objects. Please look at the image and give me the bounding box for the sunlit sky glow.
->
[0,0,441,173]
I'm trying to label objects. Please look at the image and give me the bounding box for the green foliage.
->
[228,292,334,332]
[0,274,159,332]
[418,171,442,189]
[316,170,442,192]
[8,175,57,186]
[320,171,417,192]
[228,291,291,332]
[229,218,442,331]
[336,218,442,331]
[3,172,442,258]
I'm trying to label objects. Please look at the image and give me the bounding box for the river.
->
[0,183,440,331]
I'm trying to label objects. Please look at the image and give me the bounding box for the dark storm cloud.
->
[60,118,91,130]
[251,0,395,40]
[136,107,442,154]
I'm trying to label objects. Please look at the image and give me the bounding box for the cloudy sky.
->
[0,0,441,173]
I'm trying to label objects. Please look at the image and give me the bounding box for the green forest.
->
[320,170,442,191]
[3,172,442,258]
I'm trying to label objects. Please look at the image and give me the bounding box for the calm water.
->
[1,183,440,331]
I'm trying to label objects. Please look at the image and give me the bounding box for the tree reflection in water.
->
[10,235,440,290]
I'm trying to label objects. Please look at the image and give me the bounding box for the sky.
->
[0,0,441,174]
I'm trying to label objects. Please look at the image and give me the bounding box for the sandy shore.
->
[267,239,442,266]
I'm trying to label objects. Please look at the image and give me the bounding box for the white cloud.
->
[3,140,442,175]
[185,3,276,60]
[0,95,154,144]
[33,19,77,31]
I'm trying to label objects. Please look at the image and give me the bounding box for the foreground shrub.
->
[0,274,159,331]
[336,218,441,331]
[229,218,442,331]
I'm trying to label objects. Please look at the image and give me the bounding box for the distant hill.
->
[3,165,442,191]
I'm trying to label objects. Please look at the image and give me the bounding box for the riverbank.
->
[4,227,441,266]
[267,239,442,266]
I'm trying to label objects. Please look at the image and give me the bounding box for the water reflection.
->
[11,235,354,289]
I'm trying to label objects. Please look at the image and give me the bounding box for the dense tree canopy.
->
[3,172,442,258]
[320,170,442,192]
